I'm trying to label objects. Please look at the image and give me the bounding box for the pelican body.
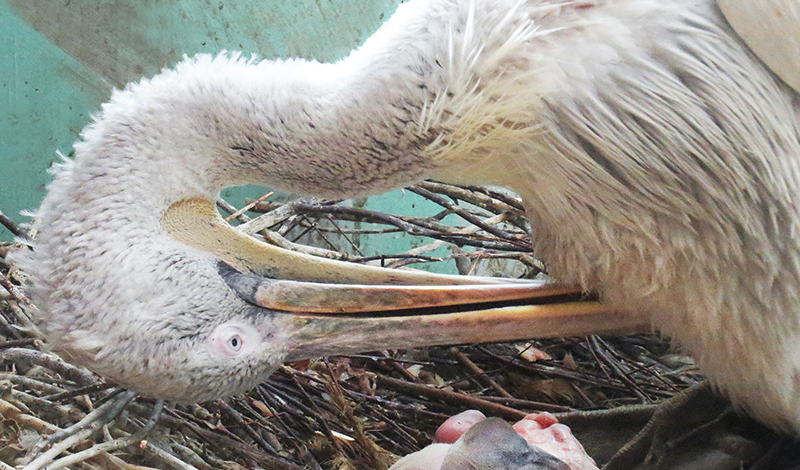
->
[12,0,800,434]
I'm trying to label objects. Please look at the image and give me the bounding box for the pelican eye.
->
[211,323,253,357]
[228,334,243,351]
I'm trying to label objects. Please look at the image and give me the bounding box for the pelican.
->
[10,0,800,445]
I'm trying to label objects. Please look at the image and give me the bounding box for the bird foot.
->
[597,382,755,470]
[559,382,770,470]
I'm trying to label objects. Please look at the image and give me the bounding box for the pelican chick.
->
[11,0,800,437]
[390,410,597,470]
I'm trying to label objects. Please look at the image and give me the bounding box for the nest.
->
[0,182,703,469]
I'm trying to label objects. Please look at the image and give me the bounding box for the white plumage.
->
[12,0,800,435]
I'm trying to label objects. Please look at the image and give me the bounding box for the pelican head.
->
[12,58,625,401]
[11,0,800,436]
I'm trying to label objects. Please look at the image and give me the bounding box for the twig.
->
[0,209,30,240]
[477,347,664,396]
[260,229,352,260]
[241,197,331,234]
[450,347,514,398]
[0,348,98,387]
[322,361,392,469]
[375,374,527,420]
[178,410,306,470]
[477,395,573,413]
[588,336,650,404]
[24,389,135,463]
[139,440,200,470]
[0,398,60,434]
[378,351,423,382]
[291,204,525,251]
[216,198,250,222]
[0,302,35,339]
[224,192,274,221]
[0,373,66,395]
[321,213,366,257]
[37,399,164,470]
[217,399,278,455]
[344,389,451,420]
[414,181,524,217]
[10,388,75,421]
[0,338,38,349]
[0,271,30,304]
[349,254,445,264]
[460,184,526,211]
[42,382,118,402]
[407,185,529,248]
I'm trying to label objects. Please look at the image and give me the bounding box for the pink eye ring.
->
[211,324,252,357]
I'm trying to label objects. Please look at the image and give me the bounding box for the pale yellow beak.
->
[164,198,649,360]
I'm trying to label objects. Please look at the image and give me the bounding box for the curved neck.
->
[73,58,437,212]
[69,0,556,213]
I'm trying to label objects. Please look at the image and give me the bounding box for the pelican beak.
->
[220,265,649,360]
[164,198,649,358]
[163,197,513,285]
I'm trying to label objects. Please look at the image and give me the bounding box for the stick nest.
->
[0,182,699,470]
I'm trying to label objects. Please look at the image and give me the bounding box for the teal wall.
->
[1,0,401,235]
[0,0,466,273]
[1,1,108,238]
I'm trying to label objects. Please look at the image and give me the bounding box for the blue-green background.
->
[1,0,400,234]
[1,0,480,275]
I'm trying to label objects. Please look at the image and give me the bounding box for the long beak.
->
[285,301,647,361]
[220,267,649,360]
[167,198,650,358]
[163,198,523,285]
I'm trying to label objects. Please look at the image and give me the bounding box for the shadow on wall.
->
[0,0,401,241]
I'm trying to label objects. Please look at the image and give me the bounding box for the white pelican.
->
[10,0,800,443]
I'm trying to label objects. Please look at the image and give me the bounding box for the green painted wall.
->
[0,0,467,273]
[1,0,401,232]
[1,1,108,238]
